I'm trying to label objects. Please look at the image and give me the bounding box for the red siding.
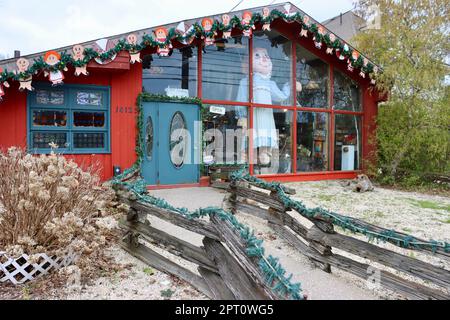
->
[0,57,142,181]
[0,84,27,149]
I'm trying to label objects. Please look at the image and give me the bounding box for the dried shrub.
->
[0,147,118,265]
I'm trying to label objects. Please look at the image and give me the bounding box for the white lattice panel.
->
[0,251,77,285]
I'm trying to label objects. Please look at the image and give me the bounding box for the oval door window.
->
[169,112,188,169]
[145,116,153,160]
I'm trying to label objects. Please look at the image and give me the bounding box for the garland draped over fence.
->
[112,173,304,300]
[0,7,379,90]
[230,169,450,254]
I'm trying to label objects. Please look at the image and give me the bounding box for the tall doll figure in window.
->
[236,47,302,173]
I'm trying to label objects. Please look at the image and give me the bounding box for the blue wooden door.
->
[141,102,199,185]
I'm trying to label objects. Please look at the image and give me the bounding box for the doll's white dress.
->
[236,72,290,149]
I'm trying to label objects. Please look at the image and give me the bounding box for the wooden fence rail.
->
[115,186,296,300]
[227,179,450,300]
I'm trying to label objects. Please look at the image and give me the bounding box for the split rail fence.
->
[115,185,302,300]
[226,178,450,300]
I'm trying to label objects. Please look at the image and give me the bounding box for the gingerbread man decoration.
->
[72,44,89,76]
[241,11,255,37]
[221,14,232,39]
[326,33,336,55]
[127,34,142,64]
[313,25,325,49]
[300,16,310,37]
[43,51,67,86]
[348,51,359,72]
[262,7,271,31]
[360,57,369,78]
[0,68,10,101]
[154,27,172,57]
[371,65,378,84]
[15,58,34,91]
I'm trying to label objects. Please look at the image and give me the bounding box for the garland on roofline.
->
[0,5,379,101]
[230,169,450,254]
[110,93,304,300]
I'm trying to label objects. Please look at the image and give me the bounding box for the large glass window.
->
[252,31,293,106]
[253,108,293,175]
[297,112,329,172]
[28,85,110,153]
[334,114,362,171]
[202,36,249,102]
[333,70,361,111]
[296,45,329,108]
[142,46,197,97]
[203,105,248,164]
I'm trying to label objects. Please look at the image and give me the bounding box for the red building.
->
[0,3,384,187]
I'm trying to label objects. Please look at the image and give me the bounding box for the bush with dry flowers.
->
[0,147,119,272]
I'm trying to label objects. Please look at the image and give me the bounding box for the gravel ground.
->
[64,245,208,300]
[2,182,448,300]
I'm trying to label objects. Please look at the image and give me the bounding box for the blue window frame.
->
[27,83,111,154]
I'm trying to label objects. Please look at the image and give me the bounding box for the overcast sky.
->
[0,0,354,58]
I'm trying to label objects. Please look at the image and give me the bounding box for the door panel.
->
[141,102,158,185]
[141,102,199,185]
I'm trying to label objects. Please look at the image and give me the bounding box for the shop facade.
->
[0,3,384,186]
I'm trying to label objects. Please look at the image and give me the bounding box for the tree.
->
[353,0,450,184]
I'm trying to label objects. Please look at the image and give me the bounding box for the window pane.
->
[296,45,329,108]
[76,91,103,106]
[33,110,67,127]
[143,46,197,97]
[253,108,293,174]
[202,36,249,102]
[334,114,362,171]
[73,132,105,149]
[333,71,361,111]
[73,112,105,128]
[297,112,328,172]
[32,132,67,149]
[252,30,293,106]
[36,90,64,105]
[203,105,248,164]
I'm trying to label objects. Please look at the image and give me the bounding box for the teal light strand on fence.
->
[112,168,304,300]
[230,169,450,254]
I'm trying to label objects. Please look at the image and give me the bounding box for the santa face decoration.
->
[222,14,232,39]
[72,44,89,76]
[16,58,34,91]
[242,11,255,37]
[44,51,67,86]
[127,33,142,64]
[0,67,10,101]
[202,18,215,46]
[154,27,172,57]
[262,7,271,31]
